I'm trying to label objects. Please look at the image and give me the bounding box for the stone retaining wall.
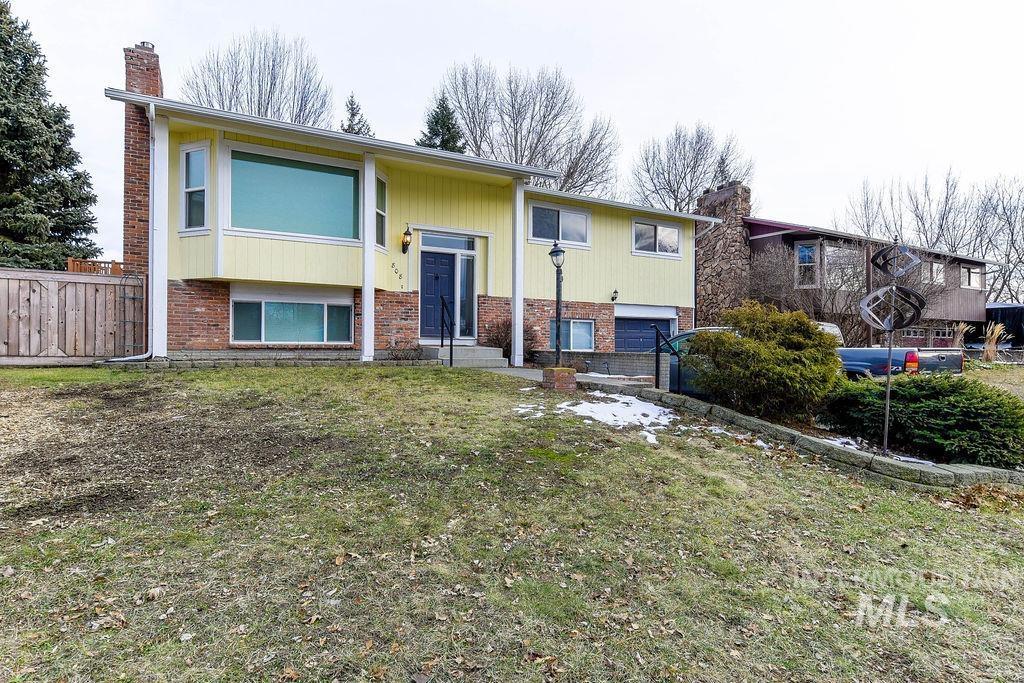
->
[576,378,1023,491]
[108,359,440,371]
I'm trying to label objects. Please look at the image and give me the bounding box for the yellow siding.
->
[168,129,217,279]
[220,235,362,286]
[523,193,694,308]
[223,132,362,163]
[377,163,512,294]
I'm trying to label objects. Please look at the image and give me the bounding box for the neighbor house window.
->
[375,177,387,247]
[824,242,863,290]
[549,319,595,351]
[933,327,954,339]
[231,300,353,343]
[182,144,208,230]
[230,150,359,240]
[794,240,820,288]
[902,328,927,338]
[632,220,681,257]
[960,265,983,289]
[529,203,589,246]
[922,261,945,285]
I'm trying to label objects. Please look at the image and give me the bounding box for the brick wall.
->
[168,280,230,351]
[122,42,162,276]
[374,290,419,349]
[525,298,616,352]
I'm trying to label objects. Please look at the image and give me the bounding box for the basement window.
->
[231,301,353,344]
[549,319,595,351]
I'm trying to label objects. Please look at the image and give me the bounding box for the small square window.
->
[529,204,590,246]
[232,302,261,341]
[633,220,680,256]
[326,305,352,342]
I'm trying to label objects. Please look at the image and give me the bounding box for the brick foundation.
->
[168,280,230,351]
[373,289,419,349]
[525,298,617,352]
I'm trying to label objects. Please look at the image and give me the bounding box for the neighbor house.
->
[694,182,998,347]
[110,43,709,367]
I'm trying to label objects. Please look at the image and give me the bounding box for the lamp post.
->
[549,241,566,367]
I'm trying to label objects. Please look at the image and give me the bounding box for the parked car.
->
[654,326,963,395]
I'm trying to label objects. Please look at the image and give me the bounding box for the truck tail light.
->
[905,350,920,375]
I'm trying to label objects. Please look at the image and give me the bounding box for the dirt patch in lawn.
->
[0,379,341,520]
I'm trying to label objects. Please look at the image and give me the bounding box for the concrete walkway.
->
[485,367,653,388]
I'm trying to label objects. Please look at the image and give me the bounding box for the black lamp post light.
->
[548,241,566,367]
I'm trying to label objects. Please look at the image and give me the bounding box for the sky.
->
[12,0,1024,260]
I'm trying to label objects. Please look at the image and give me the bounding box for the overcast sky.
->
[13,0,1024,259]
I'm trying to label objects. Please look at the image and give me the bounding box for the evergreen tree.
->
[340,92,373,137]
[415,93,466,153]
[0,1,98,269]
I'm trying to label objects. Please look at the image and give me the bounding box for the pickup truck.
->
[656,326,963,394]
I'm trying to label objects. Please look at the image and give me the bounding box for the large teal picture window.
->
[231,300,353,344]
[230,151,359,239]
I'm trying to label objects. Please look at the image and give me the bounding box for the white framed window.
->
[824,242,863,290]
[231,300,353,344]
[794,240,820,288]
[922,261,945,285]
[528,201,590,248]
[902,328,927,338]
[375,176,387,248]
[933,327,955,339]
[632,219,682,259]
[549,319,595,351]
[224,140,362,245]
[180,141,209,232]
[960,265,983,289]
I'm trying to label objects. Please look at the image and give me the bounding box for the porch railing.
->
[439,296,455,367]
[66,258,124,275]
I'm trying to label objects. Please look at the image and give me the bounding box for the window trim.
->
[223,139,363,246]
[631,217,683,260]
[960,264,984,290]
[229,298,355,345]
[374,173,388,252]
[549,318,596,352]
[527,200,592,249]
[932,327,955,339]
[179,140,210,235]
[418,231,479,340]
[794,239,821,289]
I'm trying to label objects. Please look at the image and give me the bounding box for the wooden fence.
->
[0,268,145,366]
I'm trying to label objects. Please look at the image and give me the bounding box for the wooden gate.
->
[0,268,145,366]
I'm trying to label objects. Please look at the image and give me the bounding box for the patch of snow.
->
[892,455,937,466]
[519,386,536,392]
[514,404,546,419]
[640,431,659,444]
[822,435,861,450]
[555,391,677,441]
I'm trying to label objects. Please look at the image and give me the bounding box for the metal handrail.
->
[440,296,455,367]
[651,325,684,391]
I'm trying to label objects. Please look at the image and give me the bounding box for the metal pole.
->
[882,287,896,456]
[555,265,563,367]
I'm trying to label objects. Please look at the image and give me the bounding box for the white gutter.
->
[103,102,157,364]
[104,88,560,181]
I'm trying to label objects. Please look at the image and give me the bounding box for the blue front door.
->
[420,251,456,337]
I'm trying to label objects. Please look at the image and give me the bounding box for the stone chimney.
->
[694,181,752,326]
[122,42,162,275]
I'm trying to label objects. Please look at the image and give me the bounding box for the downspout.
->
[102,102,157,363]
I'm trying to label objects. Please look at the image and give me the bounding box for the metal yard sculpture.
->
[858,242,927,455]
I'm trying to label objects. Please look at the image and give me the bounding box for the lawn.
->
[969,362,1024,399]
[1,366,1023,681]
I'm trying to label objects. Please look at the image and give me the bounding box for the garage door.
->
[614,318,671,352]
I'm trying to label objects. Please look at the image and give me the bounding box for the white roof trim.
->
[105,88,560,180]
[524,186,721,224]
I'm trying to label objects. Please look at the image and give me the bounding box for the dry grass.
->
[1,366,1023,681]
[968,363,1024,399]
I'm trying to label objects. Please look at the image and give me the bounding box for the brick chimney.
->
[122,42,162,275]
[694,181,752,326]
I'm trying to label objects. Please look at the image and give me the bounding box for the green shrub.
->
[687,301,841,418]
[820,374,1024,468]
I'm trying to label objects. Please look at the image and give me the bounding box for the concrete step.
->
[421,345,505,360]
[440,356,509,368]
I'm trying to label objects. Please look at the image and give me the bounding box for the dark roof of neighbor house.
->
[744,216,1003,266]
[104,88,560,181]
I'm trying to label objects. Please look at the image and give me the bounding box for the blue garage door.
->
[615,317,671,352]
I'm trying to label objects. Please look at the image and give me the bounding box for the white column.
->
[511,179,525,367]
[360,153,376,361]
[150,114,169,357]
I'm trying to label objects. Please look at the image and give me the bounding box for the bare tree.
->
[181,29,334,128]
[629,123,753,213]
[441,60,619,196]
[840,171,1024,303]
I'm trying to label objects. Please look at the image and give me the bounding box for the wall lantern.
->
[611,289,619,302]
[401,226,413,254]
